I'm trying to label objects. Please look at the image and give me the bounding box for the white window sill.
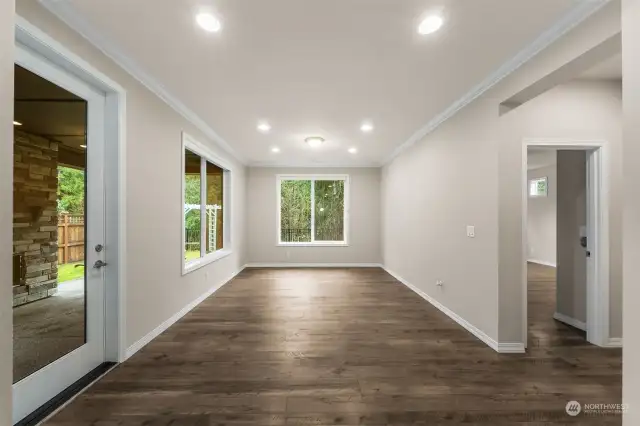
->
[182,249,232,275]
[277,242,349,247]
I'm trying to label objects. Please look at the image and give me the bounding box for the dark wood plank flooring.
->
[44,266,621,425]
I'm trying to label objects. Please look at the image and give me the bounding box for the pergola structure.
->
[184,204,222,252]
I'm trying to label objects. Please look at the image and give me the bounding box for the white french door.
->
[12,44,107,424]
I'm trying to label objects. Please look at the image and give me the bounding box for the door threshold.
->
[16,362,117,426]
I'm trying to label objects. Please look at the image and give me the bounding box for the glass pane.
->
[314,180,345,242]
[206,162,224,254]
[13,64,87,382]
[280,180,312,242]
[537,179,547,195]
[184,150,202,262]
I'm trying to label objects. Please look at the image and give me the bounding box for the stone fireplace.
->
[13,130,59,307]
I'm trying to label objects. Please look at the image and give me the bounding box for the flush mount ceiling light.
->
[13,121,22,126]
[271,147,280,153]
[360,122,374,133]
[257,122,271,133]
[418,15,444,35]
[305,136,325,148]
[196,12,222,32]
[348,147,358,154]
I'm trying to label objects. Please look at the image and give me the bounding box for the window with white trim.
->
[529,177,548,197]
[277,175,349,246]
[183,133,231,273]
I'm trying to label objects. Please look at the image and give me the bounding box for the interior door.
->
[12,44,107,424]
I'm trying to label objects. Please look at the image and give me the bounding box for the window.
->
[277,175,349,246]
[183,133,231,273]
[529,177,548,197]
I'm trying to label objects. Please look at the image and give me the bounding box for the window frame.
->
[529,176,548,198]
[276,174,350,247]
[182,132,233,275]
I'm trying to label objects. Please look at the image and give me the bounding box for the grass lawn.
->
[58,262,85,283]
[185,250,201,262]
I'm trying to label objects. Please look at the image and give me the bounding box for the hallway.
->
[44,267,621,425]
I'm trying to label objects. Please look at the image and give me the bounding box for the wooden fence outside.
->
[57,214,85,264]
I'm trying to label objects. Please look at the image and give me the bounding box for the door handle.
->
[93,260,108,269]
[580,236,588,248]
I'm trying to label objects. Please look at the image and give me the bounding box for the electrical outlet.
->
[466,225,475,238]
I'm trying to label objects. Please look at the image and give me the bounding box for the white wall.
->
[502,80,623,341]
[383,1,622,347]
[382,98,501,342]
[16,3,248,351]
[247,167,381,265]
[1,1,15,424]
[622,0,640,422]
[527,161,557,266]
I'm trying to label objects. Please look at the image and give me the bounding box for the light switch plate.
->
[466,225,475,238]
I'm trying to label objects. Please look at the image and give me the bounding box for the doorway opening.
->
[522,141,610,349]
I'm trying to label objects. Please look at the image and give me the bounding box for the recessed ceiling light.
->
[418,15,444,35]
[348,147,358,154]
[80,145,87,149]
[360,122,374,133]
[13,121,22,126]
[196,13,221,33]
[271,147,280,153]
[305,136,325,148]
[257,122,271,133]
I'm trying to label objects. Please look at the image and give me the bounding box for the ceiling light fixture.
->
[348,147,358,154]
[13,121,22,126]
[257,122,271,133]
[196,12,222,33]
[271,147,280,153]
[418,15,444,35]
[360,122,374,133]
[305,136,325,148]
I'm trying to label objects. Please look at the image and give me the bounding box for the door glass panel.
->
[12,65,88,383]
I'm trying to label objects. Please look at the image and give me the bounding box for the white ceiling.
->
[580,53,623,80]
[48,0,599,167]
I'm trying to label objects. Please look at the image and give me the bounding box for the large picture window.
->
[182,133,231,274]
[277,175,349,246]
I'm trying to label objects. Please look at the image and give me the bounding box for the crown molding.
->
[384,0,610,165]
[39,0,246,165]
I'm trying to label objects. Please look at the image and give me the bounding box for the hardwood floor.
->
[44,266,621,425]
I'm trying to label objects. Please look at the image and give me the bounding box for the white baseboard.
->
[245,263,383,268]
[125,267,244,359]
[553,312,586,331]
[382,267,524,354]
[603,337,622,348]
[497,342,527,353]
[528,259,557,268]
